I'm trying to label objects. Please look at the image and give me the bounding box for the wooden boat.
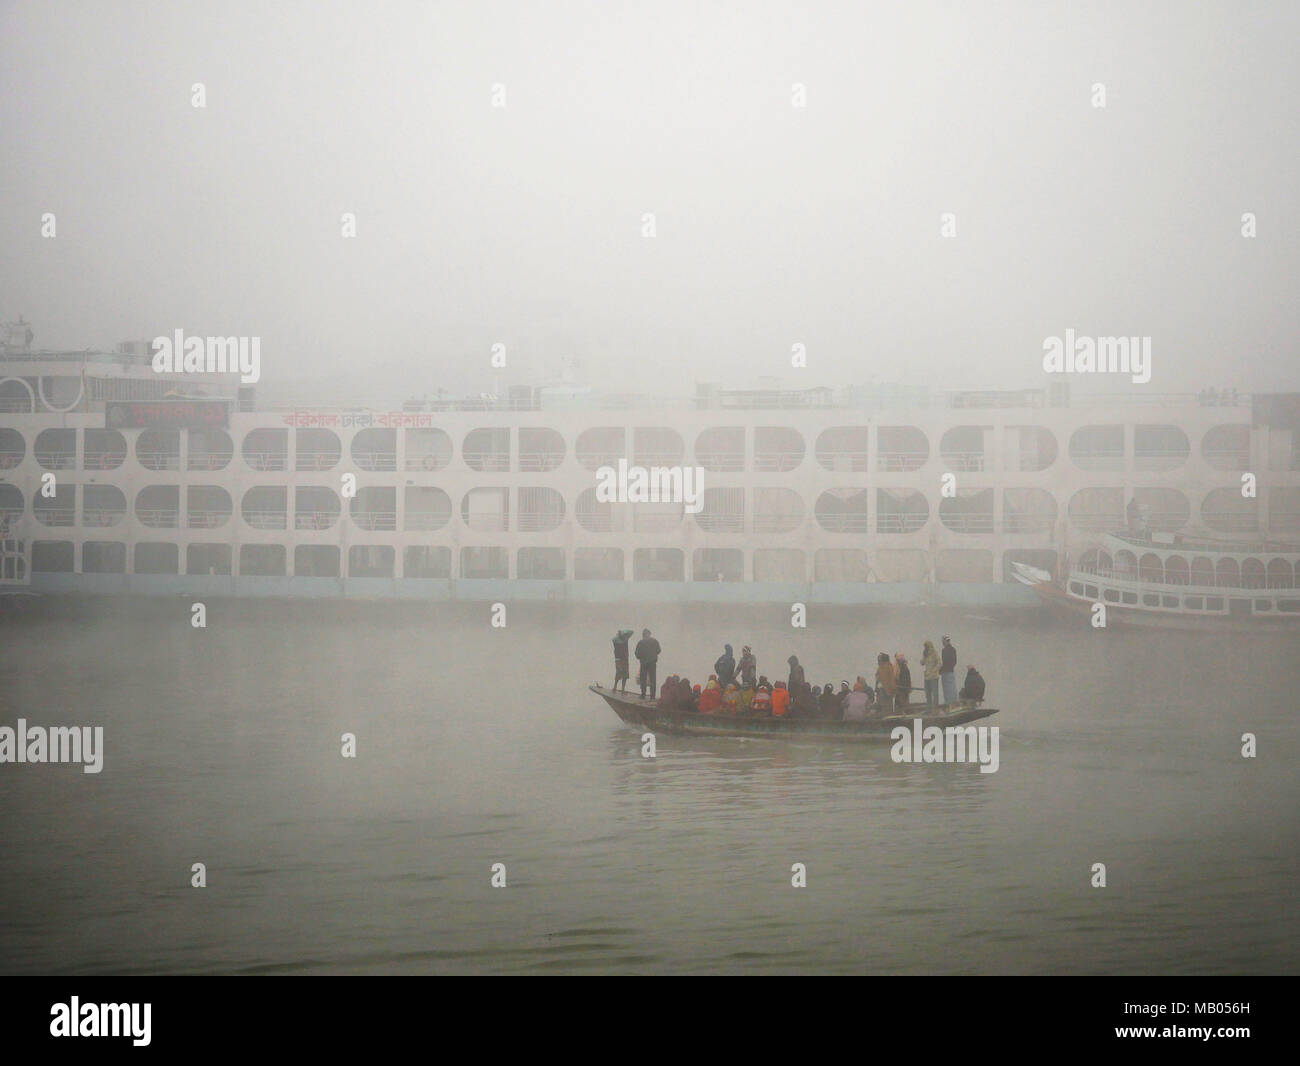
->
[590,684,998,742]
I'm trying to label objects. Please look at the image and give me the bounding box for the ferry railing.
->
[940,513,996,534]
[243,452,288,472]
[1203,449,1251,469]
[34,507,76,526]
[1133,449,1189,469]
[752,514,803,533]
[295,451,341,471]
[694,513,745,533]
[517,452,565,472]
[632,452,685,468]
[753,451,803,472]
[187,453,232,471]
[138,451,182,471]
[186,510,231,529]
[696,451,746,472]
[353,452,397,472]
[631,514,684,531]
[1074,564,1291,592]
[463,451,510,472]
[1002,514,1055,533]
[1069,513,1125,531]
[877,451,928,472]
[1200,512,1260,532]
[815,514,871,533]
[294,511,338,530]
[137,508,180,528]
[35,450,77,470]
[350,511,397,531]
[82,509,125,527]
[0,450,25,469]
[0,537,27,582]
[940,451,986,472]
[576,511,623,533]
[516,510,564,531]
[461,515,507,531]
[876,513,928,533]
[403,454,451,471]
[402,511,450,531]
[83,451,128,470]
[575,451,623,470]
[1068,449,1125,470]
[0,399,35,413]
[244,510,288,530]
[815,450,871,473]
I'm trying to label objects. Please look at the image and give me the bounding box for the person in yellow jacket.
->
[874,652,897,712]
[921,640,942,708]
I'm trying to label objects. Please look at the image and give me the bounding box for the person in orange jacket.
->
[771,681,790,716]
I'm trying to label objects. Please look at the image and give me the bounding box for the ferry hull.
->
[590,684,998,742]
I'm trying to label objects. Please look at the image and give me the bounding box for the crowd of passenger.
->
[610,629,986,719]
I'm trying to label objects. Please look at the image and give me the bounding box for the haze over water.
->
[1,599,1295,975]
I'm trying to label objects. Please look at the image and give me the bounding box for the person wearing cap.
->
[611,629,634,691]
[939,636,958,706]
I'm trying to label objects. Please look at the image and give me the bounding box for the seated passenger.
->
[844,680,871,721]
[960,666,986,702]
[698,676,721,713]
[737,684,754,714]
[819,682,841,720]
[771,681,790,717]
[752,677,772,714]
[659,675,679,709]
[678,676,695,712]
[721,683,741,714]
[793,682,818,718]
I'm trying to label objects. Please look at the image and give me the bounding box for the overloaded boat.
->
[1011,530,1300,630]
[590,684,998,742]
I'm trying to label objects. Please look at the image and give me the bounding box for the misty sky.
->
[2,0,1296,405]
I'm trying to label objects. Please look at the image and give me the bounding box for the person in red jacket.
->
[771,681,790,716]
[697,676,721,713]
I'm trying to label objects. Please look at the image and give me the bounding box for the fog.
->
[2,0,1297,402]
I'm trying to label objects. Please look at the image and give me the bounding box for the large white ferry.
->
[3,320,1299,606]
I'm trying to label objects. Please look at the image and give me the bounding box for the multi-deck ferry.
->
[3,321,1300,607]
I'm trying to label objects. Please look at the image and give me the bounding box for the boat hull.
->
[590,685,998,742]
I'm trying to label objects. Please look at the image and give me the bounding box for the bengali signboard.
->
[279,411,434,427]
[106,400,230,431]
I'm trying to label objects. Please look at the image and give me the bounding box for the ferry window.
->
[1069,581,1084,595]
[1206,597,1224,610]
[1121,592,1138,604]
[1162,596,1179,608]
[1278,600,1300,613]
[1185,596,1204,609]
[1255,600,1272,611]
[1142,593,1159,606]
[1103,588,1119,603]
[1085,584,1098,599]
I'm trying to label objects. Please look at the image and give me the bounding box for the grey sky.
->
[2,0,1296,404]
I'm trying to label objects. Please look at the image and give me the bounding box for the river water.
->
[1,597,1296,974]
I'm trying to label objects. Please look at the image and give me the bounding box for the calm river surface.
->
[1,598,1297,974]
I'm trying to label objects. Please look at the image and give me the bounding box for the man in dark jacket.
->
[635,629,661,698]
[611,629,633,691]
[714,644,736,689]
[939,636,958,706]
[787,655,805,692]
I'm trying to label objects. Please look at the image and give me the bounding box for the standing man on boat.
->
[611,629,634,692]
[635,629,662,699]
[787,655,805,691]
[714,644,736,689]
[939,636,958,706]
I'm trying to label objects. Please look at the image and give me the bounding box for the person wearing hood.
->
[721,682,741,714]
[921,640,941,708]
[819,682,841,720]
[960,665,986,702]
[787,655,805,691]
[678,676,695,712]
[611,629,634,691]
[751,677,772,714]
[659,674,679,709]
[698,676,721,713]
[844,680,871,721]
[894,653,912,707]
[792,682,817,718]
[635,629,661,698]
[875,653,897,711]
[737,646,757,688]
[715,644,737,688]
